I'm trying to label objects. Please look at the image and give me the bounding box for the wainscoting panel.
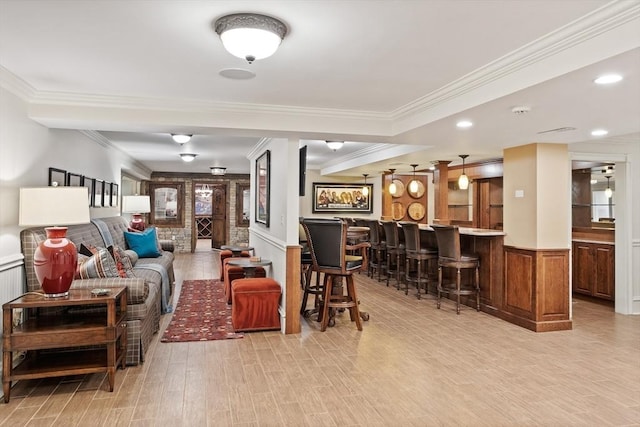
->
[502,247,571,332]
[0,254,25,332]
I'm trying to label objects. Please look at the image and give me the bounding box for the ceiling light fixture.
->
[456,120,473,128]
[591,129,609,136]
[214,13,287,64]
[594,74,622,85]
[171,134,192,144]
[362,174,369,197]
[180,153,197,162]
[458,155,469,190]
[604,175,613,198]
[210,166,227,176]
[388,169,397,195]
[326,140,344,151]
[409,164,419,193]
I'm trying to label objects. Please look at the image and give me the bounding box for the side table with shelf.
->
[2,287,127,403]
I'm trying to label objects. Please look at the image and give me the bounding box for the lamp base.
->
[33,227,77,298]
[129,214,146,231]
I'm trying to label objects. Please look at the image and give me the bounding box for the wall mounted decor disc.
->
[407,202,425,221]
[408,180,425,199]
[391,202,405,220]
[391,179,405,198]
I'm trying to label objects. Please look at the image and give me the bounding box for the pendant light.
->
[388,169,397,195]
[362,174,369,196]
[458,155,469,190]
[605,175,613,198]
[409,164,419,193]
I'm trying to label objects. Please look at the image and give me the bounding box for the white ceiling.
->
[0,0,639,176]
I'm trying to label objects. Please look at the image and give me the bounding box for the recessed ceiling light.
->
[590,179,598,184]
[591,129,609,136]
[456,120,473,128]
[594,74,622,85]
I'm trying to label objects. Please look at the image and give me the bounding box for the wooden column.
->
[433,161,451,225]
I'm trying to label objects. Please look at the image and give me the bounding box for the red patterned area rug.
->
[161,279,243,342]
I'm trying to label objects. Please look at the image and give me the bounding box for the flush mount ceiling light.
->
[591,129,609,136]
[456,120,473,128]
[594,74,622,85]
[409,164,419,193]
[326,140,344,151]
[214,13,287,64]
[362,174,369,197]
[180,153,197,162]
[171,134,192,144]
[388,169,397,195]
[458,155,469,190]
[210,166,227,176]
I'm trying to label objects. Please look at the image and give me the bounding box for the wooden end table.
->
[2,287,127,403]
[227,258,272,278]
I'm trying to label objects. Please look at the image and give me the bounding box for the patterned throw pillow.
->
[77,247,120,279]
[112,245,136,278]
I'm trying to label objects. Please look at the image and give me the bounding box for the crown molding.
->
[391,1,640,121]
[320,143,429,176]
[80,130,153,176]
[0,65,36,100]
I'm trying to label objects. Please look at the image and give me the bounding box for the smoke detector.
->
[511,105,531,115]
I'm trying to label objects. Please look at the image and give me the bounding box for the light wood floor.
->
[1,249,639,426]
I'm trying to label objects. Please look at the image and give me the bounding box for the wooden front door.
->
[211,184,227,248]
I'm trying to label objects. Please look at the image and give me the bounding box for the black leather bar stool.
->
[299,221,323,317]
[432,225,480,314]
[366,219,386,281]
[400,222,438,299]
[381,221,405,289]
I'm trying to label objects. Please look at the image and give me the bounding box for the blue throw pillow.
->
[124,227,162,258]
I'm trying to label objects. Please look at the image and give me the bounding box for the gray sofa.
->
[20,216,175,365]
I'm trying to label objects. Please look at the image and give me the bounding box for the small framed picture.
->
[103,182,111,207]
[94,180,103,207]
[48,167,66,187]
[110,183,119,207]
[84,177,94,206]
[66,172,82,186]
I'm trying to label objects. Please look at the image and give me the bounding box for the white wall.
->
[0,86,145,266]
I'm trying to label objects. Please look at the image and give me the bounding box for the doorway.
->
[193,182,227,251]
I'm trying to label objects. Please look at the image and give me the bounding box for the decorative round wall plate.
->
[391,179,405,198]
[408,180,425,199]
[391,202,405,220]
[407,202,425,221]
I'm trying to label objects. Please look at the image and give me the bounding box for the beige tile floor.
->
[0,247,639,426]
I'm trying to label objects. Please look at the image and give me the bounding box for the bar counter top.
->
[417,224,506,237]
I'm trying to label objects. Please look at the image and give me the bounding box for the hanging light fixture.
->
[180,153,197,162]
[326,140,344,151]
[362,174,369,196]
[409,164,419,193]
[171,134,192,144]
[458,155,469,190]
[214,13,287,64]
[605,175,613,198]
[388,169,397,195]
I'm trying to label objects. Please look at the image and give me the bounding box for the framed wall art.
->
[94,180,103,207]
[103,182,111,207]
[83,177,94,206]
[66,172,82,186]
[312,182,373,213]
[255,150,270,226]
[149,182,184,227]
[48,167,66,187]
[110,183,119,207]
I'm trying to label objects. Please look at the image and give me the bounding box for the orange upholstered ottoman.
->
[223,259,266,304]
[219,250,251,280]
[231,278,281,332]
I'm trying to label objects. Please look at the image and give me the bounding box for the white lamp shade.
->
[389,182,397,195]
[221,28,282,61]
[458,173,469,190]
[409,180,419,193]
[605,187,613,198]
[326,141,344,151]
[19,187,90,227]
[122,195,151,213]
[171,134,191,144]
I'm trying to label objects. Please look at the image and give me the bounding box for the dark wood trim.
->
[151,171,250,180]
[285,245,301,334]
[433,161,451,224]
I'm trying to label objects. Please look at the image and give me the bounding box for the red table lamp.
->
[122,195,151,231]
[19,187,91,297]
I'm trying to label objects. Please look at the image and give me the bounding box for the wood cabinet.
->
[572,241,615,300]
[475,177,503,230]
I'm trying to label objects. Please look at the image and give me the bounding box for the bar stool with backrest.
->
[302,218,369,331]
[400,221,438,299]
[381,221,405,289]
[432,225,480,314]
[366,219,386,281]
[299,221,323,317]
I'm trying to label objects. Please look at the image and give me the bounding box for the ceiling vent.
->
[537,127,576,134]
[511,106,531,115]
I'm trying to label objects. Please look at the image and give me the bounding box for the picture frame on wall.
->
[110,183,119,207]
[312,182,373,213]
[255,150,270,227]
[66,172,82,186]
[149,182,185,227]
[94,180,103,207]
[84,177,94,206]
[103,182,111,207]
[48,167,66,187]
